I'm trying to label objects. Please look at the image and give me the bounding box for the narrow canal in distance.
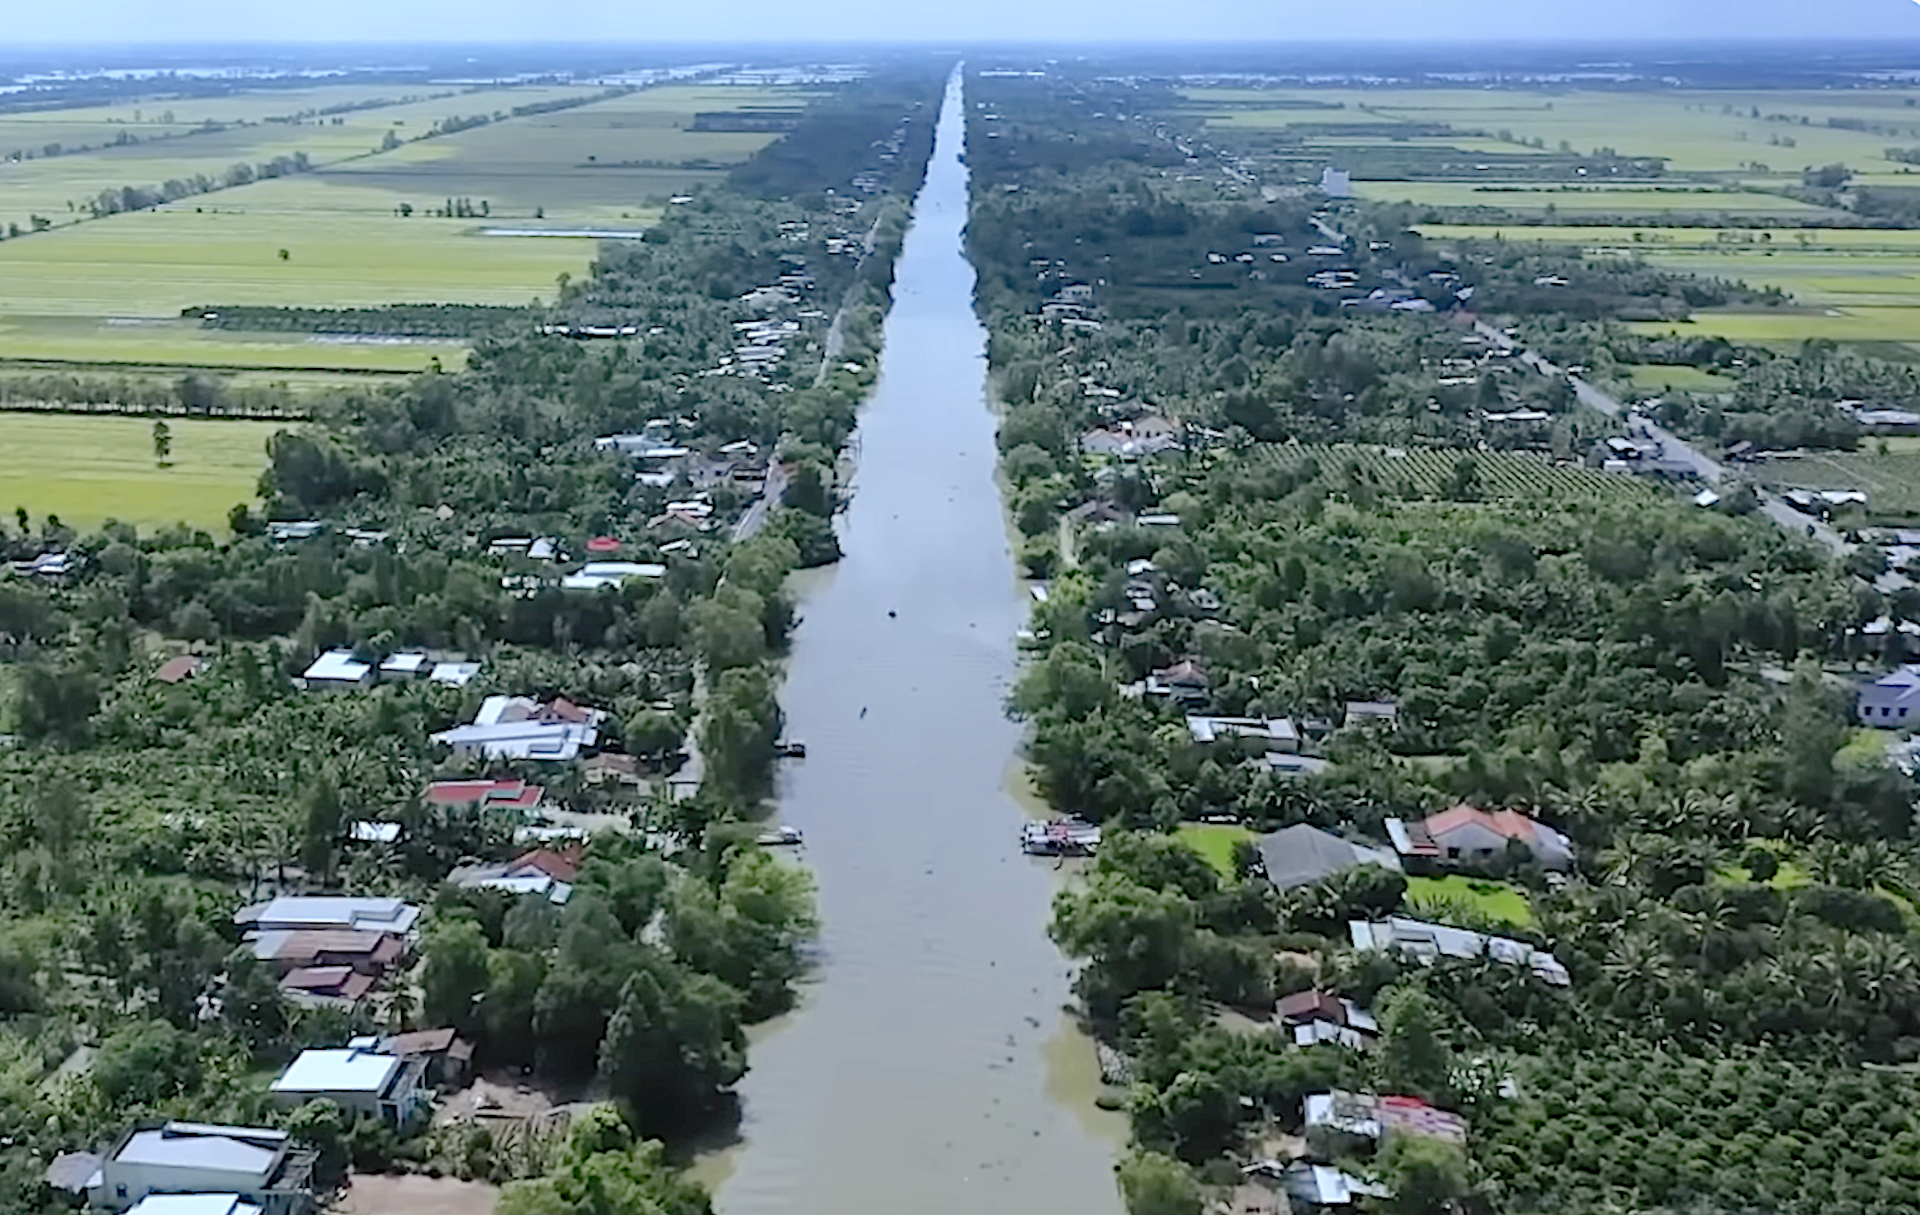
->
[712,70,1126,1215]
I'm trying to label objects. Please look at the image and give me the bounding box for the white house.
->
[428,661,482,688]
[1858,665,1920,726]
[270,1049,427,1127]
[1350,916,1570,986]
[431,695,606,762]
[1188,715,1300,753]
[90,1123,314,1215]
[1320,167,1353,198]
[561,562,668,592]
[233,897,421,939]
[298,650,371,692]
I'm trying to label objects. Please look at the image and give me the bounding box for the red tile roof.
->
[154,655,206,684]
[424,779,544,810]
[1420,804,1543,845]
[508,845,584,883]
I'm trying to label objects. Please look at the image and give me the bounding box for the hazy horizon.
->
[7,0,1920,51]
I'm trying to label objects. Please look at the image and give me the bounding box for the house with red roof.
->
[449,844,585,904]
[422,779,545,812]
[1386,805,1574,871]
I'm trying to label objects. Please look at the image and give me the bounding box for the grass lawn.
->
[0,413,276,530]
[1627,364,1736,393]
[1177,823,1255,878]
[1404,874,1535,927]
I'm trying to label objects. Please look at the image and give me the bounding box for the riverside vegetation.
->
[0,64,943,1214]
[970,60,1920,1215]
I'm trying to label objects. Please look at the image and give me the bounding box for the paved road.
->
[732,461,791,542]
[1468,316,1914,589]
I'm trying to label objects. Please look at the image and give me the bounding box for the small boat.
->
[777,740,808,758]
[757,825,804,846]
[1021,816,1101,857]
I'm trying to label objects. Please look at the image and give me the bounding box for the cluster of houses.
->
[50,1026,477,1215]
[1230,1088,1473,1210]
[297,650,481,692]
[595,421,770,512]
[235,896,420,1011]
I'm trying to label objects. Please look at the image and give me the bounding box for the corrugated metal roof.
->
[114,1124,284,1176]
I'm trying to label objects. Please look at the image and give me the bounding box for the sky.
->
[9,0,1920,47]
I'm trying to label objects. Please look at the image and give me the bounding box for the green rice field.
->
[1186,87,1920,176]
[0,178,594,317]
[1417,225,1920,251]
[1626,364,1737,393]
[0,82,799,380]
[0,315,465,374]
[1359,182,1828,214]
[0,413,277,529]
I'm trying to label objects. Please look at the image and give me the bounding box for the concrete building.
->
[90,1123,314,1215]
[269,1048,427,1127]
[297,650,371,692]
[1858,665,1920,726]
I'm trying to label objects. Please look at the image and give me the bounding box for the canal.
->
[713,69,1126,1215]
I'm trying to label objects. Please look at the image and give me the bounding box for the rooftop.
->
[1257,824,1400,891]
[272,1048,403,1096]
[235,896,419,936]
[126,1197,263,1215]
[302,650,371,683]
[154,655,207,684]
[111,1123,287,1177]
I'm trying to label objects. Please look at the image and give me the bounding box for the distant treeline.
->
[0,371,313,418]
[80,152,313,218]
[690,110,804,132]
[192,303,535,339]
[420,87,633,141]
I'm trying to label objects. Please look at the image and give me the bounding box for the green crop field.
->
[320,84,809,226]
[1630,308,1920,349]
[1248,445,1656,501]
[0,315,466,374]
[0,413,277,529]
[1359,182,1829,214]
[1188,87,1920,176]
[1626,364,1737,393]
[0,85,601,238]
[1417,225,1920,251]
[0,177,594,317]
[0,82,796,383]
[1750,451,1920,520]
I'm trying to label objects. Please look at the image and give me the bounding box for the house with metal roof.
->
[233,897,420,938]
[270,1048,427,1127]
[296,650,372,692]
[1254,824,1400,891]
[1188,715,1300,753]
[1857,664,1920,727]
[1349,916,1570,986]
[89,1122,314,1215]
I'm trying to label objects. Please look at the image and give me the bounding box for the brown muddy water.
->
[711,70,1126,1215]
